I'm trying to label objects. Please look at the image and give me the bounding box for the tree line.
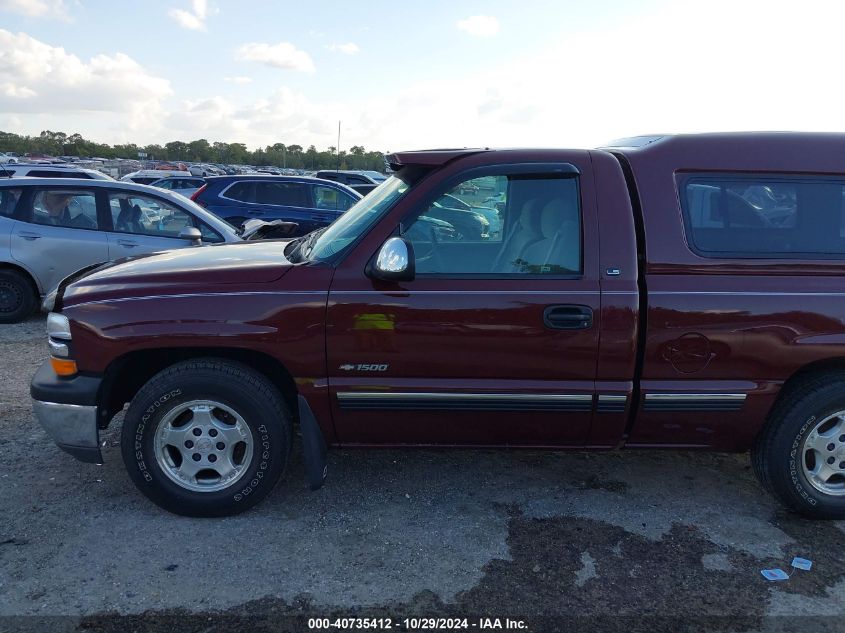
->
[0,130,388,171]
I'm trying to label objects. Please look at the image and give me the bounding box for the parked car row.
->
[0,163,113,180]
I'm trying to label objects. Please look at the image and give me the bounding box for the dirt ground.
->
[1,316,844,633]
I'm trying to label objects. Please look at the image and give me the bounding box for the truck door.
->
[326,153,601,446]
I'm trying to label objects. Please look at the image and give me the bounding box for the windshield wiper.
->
[284,235,308,262]
[284,227,326,263]
[300,227,328,260]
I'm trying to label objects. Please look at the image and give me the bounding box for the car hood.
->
[60,240,295,308]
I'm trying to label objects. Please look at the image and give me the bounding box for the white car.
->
[149,176,207,197]
[121,169,192,185]
[189,164,224,177]
[0,164,112,179]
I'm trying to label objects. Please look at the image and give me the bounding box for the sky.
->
[0,0,844,152]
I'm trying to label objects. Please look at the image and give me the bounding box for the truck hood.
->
[59,240,295,308]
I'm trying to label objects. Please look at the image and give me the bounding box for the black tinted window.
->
[255,182,308,206]
[682,175,845,257]
[29,170,89,179]
[0,188,22,218]
[223,182,254,202]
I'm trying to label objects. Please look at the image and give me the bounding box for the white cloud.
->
[456,15,500,37]
[329,42,360,55]
[0,29,171,133]
[235,41,315,72]
[224,76,252,84]
[9,0,845,155]
[0,0,70,19]
[194,0,845,151]
[168,0,215,31]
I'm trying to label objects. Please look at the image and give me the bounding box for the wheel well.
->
[100,347,299,426]
[779,358,845,399]
[0,262,41,296]
[763,358,845,429]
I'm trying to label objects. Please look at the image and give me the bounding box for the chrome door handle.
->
[18,231,41,240]
[117,240,138,248]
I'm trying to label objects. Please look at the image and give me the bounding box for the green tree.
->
[0,130,387,172]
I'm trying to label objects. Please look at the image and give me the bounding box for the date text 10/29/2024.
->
[308,618,529,630]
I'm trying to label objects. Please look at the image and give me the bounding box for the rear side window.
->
[314,185,355,211]
[681,174,845,257]
[28,170,89,179]
[254,182,308,207]
[222,182,254,202]
[0,188,22,218]
[30,189,98,230]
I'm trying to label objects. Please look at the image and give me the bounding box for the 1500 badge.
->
[339,363,389,372]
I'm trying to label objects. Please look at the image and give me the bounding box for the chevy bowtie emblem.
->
[339,364,355,371]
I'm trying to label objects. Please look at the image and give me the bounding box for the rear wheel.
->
[0,269,38,323]
[753,373,845,519]
[121,359,291,517]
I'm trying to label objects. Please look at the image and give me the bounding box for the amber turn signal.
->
[50,357,78,377]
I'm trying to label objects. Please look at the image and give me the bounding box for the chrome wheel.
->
[154,400,254,493]
[801,411,845,496]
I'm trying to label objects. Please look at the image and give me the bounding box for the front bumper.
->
[30,361,103,464]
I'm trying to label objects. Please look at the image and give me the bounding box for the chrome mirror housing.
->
[371,237,415,281]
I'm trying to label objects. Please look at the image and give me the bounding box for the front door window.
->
[403,174,581,275]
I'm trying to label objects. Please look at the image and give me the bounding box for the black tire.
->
[121,358,292,517]
[752,372,845,519]
[0,269,38,324]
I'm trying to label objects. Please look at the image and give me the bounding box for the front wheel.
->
[0,269,38,323]
[753,374,845,519]
[121,359,291,517]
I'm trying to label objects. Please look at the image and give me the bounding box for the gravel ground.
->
[1,316,844,632]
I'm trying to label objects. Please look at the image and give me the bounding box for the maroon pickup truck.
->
[31,132,845,518]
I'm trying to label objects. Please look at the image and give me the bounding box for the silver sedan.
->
[0,177,241,323]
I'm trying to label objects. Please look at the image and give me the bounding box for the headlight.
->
[46,313,77,376]
[47,313,71,340]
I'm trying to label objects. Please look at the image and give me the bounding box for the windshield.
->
[303,175,411,262]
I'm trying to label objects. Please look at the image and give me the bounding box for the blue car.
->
[191,175,362,235]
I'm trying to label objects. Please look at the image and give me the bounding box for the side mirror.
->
[179,226,203,246]
[369,237,415,282]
